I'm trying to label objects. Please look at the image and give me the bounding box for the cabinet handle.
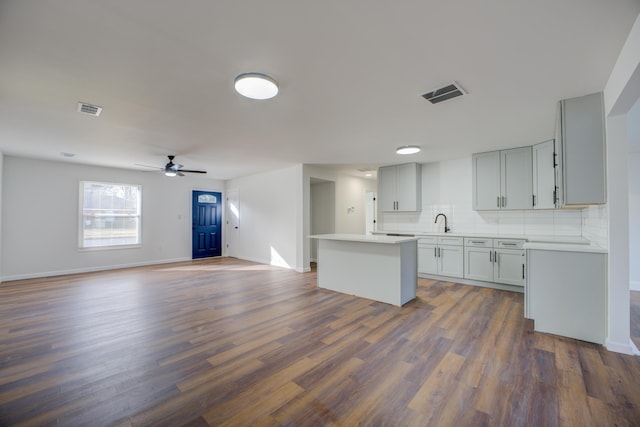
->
[471,240,484,244]
[532,195,536,206]
[497,196,500,208]
[494,251,498,263]
[502,243,517,246]
[522,264,525,279]
[489,251,492,262]
[434,247,437,258]
[438,247,441,258]
[502,196,506,208]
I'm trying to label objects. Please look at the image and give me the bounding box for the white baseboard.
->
[605,338,638,355]
[630,280,640,291]
[1,257,192,282]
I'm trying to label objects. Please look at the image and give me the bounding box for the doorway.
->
[192,190,222,259]
[310,179,335,262]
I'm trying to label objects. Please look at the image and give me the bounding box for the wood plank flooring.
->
[1,257,640,426]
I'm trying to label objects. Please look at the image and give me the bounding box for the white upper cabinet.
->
[472,151,501,210]
[378,163,421,212]
[473,147,532,210]
[556,92,606,206]
[501,147,533,210]
[532,140,557,209]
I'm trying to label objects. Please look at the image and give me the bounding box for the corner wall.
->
[629,98,640,290]
[226,165,303,271]
[603,12,640,354]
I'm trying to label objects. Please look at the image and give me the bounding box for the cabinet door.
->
[494,249,525,286]
[377,165,398,212]
[438,245,464,278]
[418,244,438,274]
[464,247,493,281]
[472,151,501,210]
[501,147,533,210]
[396,163,421,211]
[532,140,556,209]
[561,92,606,205]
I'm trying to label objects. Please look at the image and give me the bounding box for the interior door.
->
[226,189,239,258]
[192,191,222,259]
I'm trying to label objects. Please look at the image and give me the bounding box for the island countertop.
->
[308,233,419,244]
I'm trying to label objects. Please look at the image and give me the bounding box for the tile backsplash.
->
[377,157,608,247]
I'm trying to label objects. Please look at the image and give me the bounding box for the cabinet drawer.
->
[437,236,463,246]
[464,238,493,247]
[495,239,525,249]
[418,236,437,245]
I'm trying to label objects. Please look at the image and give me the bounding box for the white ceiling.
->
[1,0,638,180]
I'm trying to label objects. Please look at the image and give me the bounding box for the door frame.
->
[226,189,239,258]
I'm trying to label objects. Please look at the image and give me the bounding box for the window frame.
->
[78,181,142,250]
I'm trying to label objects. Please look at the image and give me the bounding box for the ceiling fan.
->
[137,155,207,177]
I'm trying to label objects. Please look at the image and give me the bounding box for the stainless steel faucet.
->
[435,213,450,233]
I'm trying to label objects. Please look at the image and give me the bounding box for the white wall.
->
[1,156,225,280]
[0,152,3,281]
[628,98,640,290]
[226,164,303,271]
[379,157,583,237]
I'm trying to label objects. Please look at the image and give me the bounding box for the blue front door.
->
[192,191,222,259]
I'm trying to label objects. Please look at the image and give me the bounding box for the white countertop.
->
[372,230,606,252]
[308,233,419,244]
[523,241,607,253]
[373,230,590,244]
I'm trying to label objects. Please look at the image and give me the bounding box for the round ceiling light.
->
[234,72,279,100]
[396,145,421,155]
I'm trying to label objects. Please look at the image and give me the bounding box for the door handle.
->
[234,226,238,229]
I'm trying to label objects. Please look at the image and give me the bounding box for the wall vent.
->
[77,102,102,116]
[421,82,466,104]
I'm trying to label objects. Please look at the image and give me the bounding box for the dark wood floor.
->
[1,257,639,426]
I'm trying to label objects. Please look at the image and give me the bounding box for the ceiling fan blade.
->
[135,163,162,170]
[179,169,207,174]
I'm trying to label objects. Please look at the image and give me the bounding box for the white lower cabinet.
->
[418,236,463,278]
[464,238,525,286]
[527,249,606,344]
[464,239,493,281]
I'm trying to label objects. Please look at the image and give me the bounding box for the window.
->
[198,194,217,204]
[79,181,141,249]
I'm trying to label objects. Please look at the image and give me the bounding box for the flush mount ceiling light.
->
[234,72,279,100]
[396,145,421,155]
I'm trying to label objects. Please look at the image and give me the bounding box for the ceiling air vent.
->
[77,102,102,117]
[421,82,466,104]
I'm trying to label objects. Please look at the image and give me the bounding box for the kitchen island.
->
[308,234,418,306]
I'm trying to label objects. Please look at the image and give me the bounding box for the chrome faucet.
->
[435,213,450,233]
